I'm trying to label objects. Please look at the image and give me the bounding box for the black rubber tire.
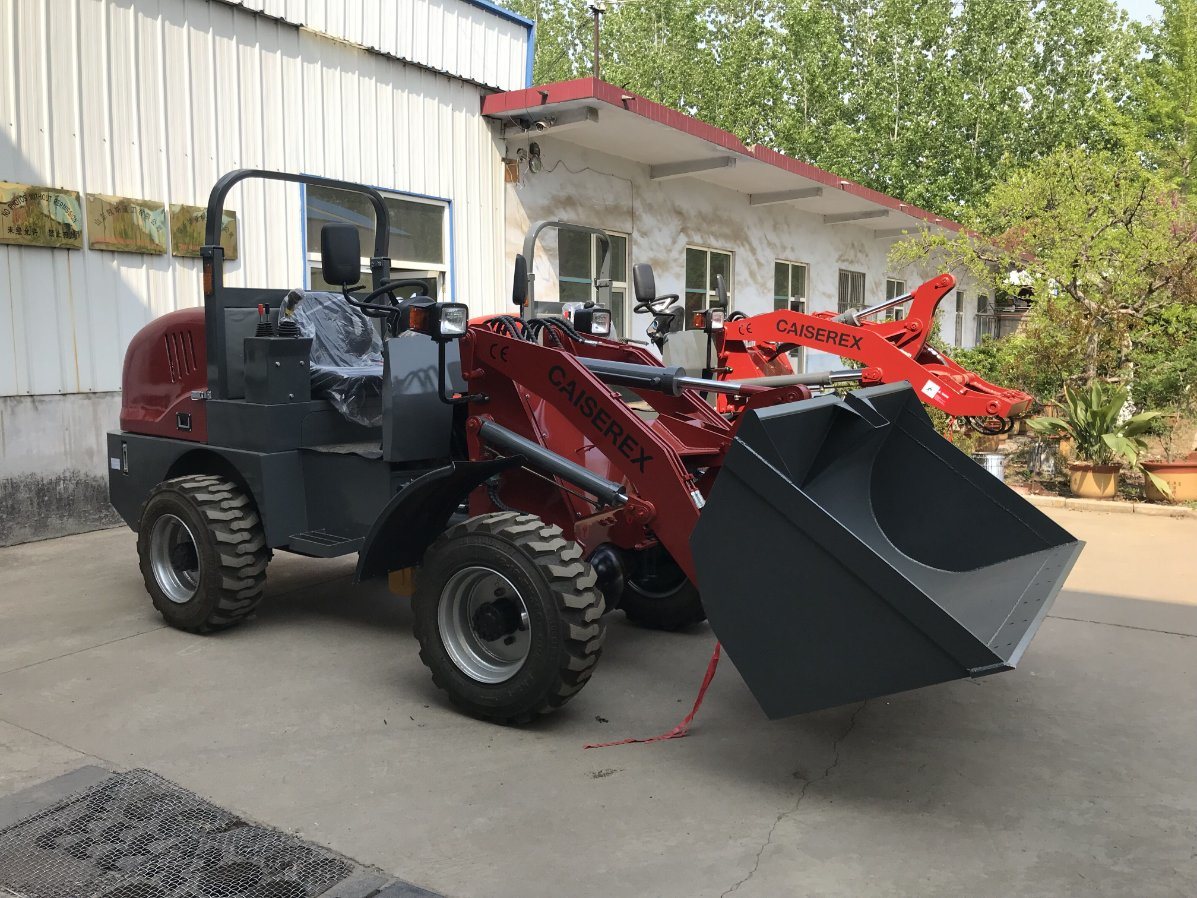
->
[136,475,269,633]
[620,548,707,631]
[412,512,605,724]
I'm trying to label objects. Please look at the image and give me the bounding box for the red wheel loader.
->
[624,260,1032,431]
[109,171,1081,726]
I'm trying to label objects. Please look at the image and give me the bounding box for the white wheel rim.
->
[149,514,200,604]
[437,566,531,684]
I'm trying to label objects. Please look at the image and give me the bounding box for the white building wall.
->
[0,0,520,543]
[503,140,983,371]
[0,0,510,399]
[224,0,532,91]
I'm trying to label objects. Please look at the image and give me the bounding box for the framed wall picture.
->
[0,183,84,249]
[85,193,168,254]
[170,204,238,260]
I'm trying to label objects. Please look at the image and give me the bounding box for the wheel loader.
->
[108,171,1082,725]
[512,220,1032,434]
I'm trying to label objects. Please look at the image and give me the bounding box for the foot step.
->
[287,530,363,557]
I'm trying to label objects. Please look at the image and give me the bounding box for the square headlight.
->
[436,303,470,338]
[708,308,726,331]
[571,305,612,337]
[584,308,612,336]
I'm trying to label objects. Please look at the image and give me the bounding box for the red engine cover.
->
[120,307,208,442]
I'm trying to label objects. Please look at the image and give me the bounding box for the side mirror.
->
[320,224,362,287]
[512,254,529,306]
[633,263,656,303]
[714,273,728,308]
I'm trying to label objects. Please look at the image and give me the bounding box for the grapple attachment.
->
[691,384,1082,719]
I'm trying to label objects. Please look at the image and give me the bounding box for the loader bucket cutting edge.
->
[691,383,1082,719]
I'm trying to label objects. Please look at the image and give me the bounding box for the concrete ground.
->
[0,508,1194,898]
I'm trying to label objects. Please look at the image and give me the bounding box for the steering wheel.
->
[634,293,681,315]
[348,278,430,315]
[341,279,432,336]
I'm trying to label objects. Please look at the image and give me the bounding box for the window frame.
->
[975,293,995,343]
[773,259,809,312]
[685,244,734,329]
[558,230,631,333]
[954,290,965,346]
[774,259,809,372]
[302,185,452,299]
[838,268,866,314]
[885,277,907,320]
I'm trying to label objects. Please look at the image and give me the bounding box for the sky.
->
[1118,0,1161,22]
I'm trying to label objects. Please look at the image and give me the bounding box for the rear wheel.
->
[620,546,706,631]
[137,475,269,633]
[412,512,605,724]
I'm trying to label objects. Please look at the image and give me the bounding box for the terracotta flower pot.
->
[1068,462,1120,499]
[1142,459,1197,502]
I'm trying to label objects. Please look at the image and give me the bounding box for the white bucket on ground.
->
[972,452,1006,481]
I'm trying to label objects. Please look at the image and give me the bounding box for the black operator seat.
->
[284,289,384,427]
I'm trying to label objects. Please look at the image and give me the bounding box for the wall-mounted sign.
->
[85,193,168,254]
[0,183,83,249]
[170,204,238,260]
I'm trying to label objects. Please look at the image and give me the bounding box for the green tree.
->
[892,147,1197,385]
[510,0,1142,216]
[1134,0,1197,190]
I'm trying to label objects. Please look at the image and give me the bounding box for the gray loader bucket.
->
[691,383,1082,719]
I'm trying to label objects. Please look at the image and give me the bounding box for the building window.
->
[954,290,964,346]
[775,260,809,371]
[975,293,995,342]
[305,185,449,299]
[773,261,808,312]
[838,269,866,314]
[685,246,733,329]
[884,277,906,320]
[559,230,629,336]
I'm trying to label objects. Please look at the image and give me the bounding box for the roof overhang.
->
[482,79,960,236]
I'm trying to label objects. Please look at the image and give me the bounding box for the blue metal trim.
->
[526,20,536,87]
[447,199,457,303]
[300,184,309,289]
[458,0,534,29]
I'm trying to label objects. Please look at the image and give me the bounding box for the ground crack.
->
[720,701,868,898]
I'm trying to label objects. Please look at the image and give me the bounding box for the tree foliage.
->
[1134,0,1197,190]
[892,147,1197,382]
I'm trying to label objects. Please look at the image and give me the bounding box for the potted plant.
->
[1141,397,1197,502]
[1027,382,1169,499]
[1132,324,1197,501]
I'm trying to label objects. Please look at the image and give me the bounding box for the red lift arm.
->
[718,274,1032,422]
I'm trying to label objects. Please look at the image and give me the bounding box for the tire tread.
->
[414,512,605,724]
[138,475,269,633]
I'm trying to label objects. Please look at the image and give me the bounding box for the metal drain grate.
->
[0,771,354,898]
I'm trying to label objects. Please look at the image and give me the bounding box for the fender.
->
[355,457,522,582]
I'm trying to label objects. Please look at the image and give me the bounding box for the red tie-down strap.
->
[584,642,722,749]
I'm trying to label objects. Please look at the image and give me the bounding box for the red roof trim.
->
[482,78,961,233]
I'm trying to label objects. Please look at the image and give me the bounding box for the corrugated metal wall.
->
[223,0,532,91]
[0,0,516,397]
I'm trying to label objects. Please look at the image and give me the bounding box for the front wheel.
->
[412,512,605,724]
